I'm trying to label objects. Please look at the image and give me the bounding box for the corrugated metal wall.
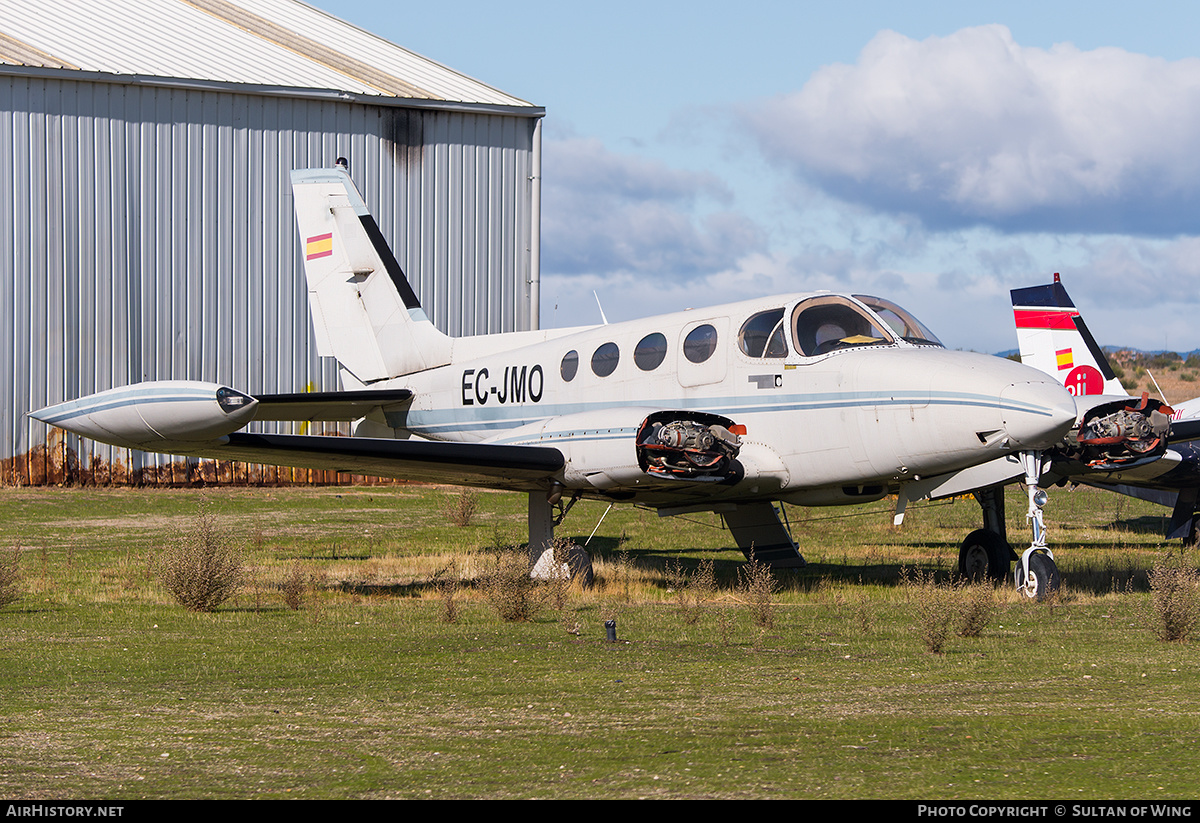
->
[1,73,539,485]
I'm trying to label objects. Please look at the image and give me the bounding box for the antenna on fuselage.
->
[593,291,609,325]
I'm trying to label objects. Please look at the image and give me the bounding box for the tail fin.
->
[291,166,452,382]
[1011,274,1126,397]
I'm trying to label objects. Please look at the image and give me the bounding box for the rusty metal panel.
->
[0,74,538,484]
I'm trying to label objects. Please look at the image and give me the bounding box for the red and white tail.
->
[1010,274,1126,397]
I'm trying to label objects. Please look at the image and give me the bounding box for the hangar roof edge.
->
[0,0,540,111]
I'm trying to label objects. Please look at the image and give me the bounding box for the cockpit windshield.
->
[791,295,895,356]
[853,295,944,348]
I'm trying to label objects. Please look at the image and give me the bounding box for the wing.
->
[29,381,565,491]
[192,432,564,490]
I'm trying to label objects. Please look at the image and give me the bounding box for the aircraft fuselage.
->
[367,293,1076,507]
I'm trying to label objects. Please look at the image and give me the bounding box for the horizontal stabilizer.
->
[1168,418,1200,444]
[251,389,413,422]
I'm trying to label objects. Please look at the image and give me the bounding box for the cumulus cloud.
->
[744,25,1200,234]
[541,136,766,278]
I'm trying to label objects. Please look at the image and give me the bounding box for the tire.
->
[530,543,594,589]
[1015,551,1061,601]
[565,543,595,589]
[958,529,1012,583]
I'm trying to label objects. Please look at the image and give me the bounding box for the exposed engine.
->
[1070,394,1172,469]
[636,411,743,480]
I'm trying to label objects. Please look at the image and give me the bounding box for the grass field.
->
[0,482,1197,800]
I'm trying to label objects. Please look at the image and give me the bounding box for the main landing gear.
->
[958,450,1060,600]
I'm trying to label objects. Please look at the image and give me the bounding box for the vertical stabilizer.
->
[291,167,452,382]
[1011,275,1126,397]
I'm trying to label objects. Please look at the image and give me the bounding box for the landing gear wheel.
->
[958,529,1012,584]
[565,543,595,589]
[1015,551,1060,601]
[530,543,594,589]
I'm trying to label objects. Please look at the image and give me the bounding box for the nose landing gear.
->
[1015,450,1060,601]
[959,451,1061,600]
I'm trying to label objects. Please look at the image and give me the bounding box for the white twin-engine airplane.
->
[1012,274,1200,546]
[33,166,1080,595]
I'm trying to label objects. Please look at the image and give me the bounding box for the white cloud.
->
[744,25,1200,234]
[541,136,766,278]
[535,28,1200,355]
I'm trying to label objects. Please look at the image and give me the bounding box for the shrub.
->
[955,581,997,638]
[0,545,21,609]
[481,545,542,622]
[444,489,480,527]
[740,551,778,629]
[905,568,954,654]
[155,505,245,612]
[1146,554,1200,642]
[431,560,462,623]
[282,561,307,610]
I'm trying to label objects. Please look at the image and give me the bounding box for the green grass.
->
[0,483,1197,799]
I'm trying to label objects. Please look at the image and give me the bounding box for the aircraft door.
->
[678,318,729,388]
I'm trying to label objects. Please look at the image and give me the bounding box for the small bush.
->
[481,545,542,622]
[155,505,245,612]
[905,568,955,654]
[443,489,480,527]
[850,595,875,636]
[0,545,21,609]
[670,558,716,625]
[955,581,997,638]
[1146,554,1200,642]
[282,561,307,610]
[740,552,778,629]
[432,560,462,624]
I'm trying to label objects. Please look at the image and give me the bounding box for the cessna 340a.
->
[32,166,1079,594]
[1012,274,1200,547]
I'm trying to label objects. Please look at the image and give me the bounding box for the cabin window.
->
[791,296,894,357]
[738,309,787,358]
[634,332,668,371]
[561,350,579,382]
[683,324,718,364]
[591,342,620,377]
[853,295,944,347]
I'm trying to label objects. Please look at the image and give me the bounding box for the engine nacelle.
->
[1067,394,1172,470]
[635,411,743,480]
[493,407,744,491]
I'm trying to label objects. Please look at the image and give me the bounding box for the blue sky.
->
[311,0,1200,353]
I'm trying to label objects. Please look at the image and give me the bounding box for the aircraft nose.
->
[999,380,1078,450]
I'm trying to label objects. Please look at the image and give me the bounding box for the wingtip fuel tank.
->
[30,382,258,450]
